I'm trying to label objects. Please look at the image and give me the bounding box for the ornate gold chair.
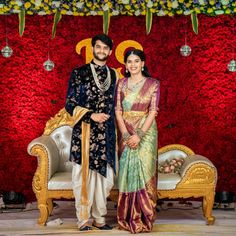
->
[27,108,74,225]
[28,108,217,226]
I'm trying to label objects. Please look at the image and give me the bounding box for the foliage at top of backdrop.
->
[0,0,236,37]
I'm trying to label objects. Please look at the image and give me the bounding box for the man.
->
[65,34,117,231]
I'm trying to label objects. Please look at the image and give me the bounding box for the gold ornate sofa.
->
[27,108,217,226]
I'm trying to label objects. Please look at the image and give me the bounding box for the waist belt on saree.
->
[123,111,148,119]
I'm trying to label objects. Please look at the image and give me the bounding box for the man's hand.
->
[91,113,110,123]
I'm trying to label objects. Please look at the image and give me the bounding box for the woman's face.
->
[125,54,144,76]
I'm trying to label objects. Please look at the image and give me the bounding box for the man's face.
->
[92,40,112,62]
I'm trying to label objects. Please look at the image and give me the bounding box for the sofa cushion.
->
[158,173,181,190]
[48,172,72,190]
[50,126,73,172]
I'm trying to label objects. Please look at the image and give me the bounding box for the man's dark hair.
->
[91,34,113,50]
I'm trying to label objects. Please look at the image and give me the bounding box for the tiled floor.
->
[0,200,235,235]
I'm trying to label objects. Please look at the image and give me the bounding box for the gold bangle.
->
[122,132,130,141]
[136,128,145,139]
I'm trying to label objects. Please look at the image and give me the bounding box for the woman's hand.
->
[126,134,141,149]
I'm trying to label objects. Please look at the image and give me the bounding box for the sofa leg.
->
[37,200,49,226]
[203,192,215,225]
[47,199,53,216]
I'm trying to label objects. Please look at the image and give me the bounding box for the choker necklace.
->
[127,77,145,92]
[90,63,111,92]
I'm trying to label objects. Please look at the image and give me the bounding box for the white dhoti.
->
[72,163,114,228]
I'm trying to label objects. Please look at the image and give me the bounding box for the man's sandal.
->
[79,225,92,231]
[92,224,113,230]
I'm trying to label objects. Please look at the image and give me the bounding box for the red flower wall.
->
[0,15,235,202]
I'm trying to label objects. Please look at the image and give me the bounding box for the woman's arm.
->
[115,79,131,142]
[126,111,157,149]
[115,110,129,136]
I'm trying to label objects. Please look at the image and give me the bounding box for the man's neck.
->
[93,58,106,67]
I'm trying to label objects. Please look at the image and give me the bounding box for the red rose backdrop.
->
[0,14,235,201]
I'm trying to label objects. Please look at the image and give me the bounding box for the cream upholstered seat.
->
[28,108,217,226]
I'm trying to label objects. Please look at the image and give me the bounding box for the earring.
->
[126,69,128,73]
[142,67,144,71]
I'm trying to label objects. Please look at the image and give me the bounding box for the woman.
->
[115,49,160,234]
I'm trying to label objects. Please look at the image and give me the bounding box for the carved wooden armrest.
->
[179,154,217,186]
[27,135,60,180]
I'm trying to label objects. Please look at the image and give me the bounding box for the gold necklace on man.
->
[90,63,111,92]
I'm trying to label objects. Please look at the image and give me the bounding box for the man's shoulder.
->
[71,63,90,77]
[108,66,116,74]
[108,67,120,81]
[73,63,90,72]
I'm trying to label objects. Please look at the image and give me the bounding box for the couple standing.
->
[65,34,160,234]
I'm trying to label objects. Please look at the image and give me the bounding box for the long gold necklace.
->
[90,63,111,92]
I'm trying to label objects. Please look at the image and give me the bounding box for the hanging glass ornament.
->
[2,16,13,58]
[1,45,13,58]
[227,19,235,72]
[227,59,236,72]
[180,45,191,57]
[43,59,55,71]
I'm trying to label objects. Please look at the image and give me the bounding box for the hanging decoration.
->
[0,1,235,37]
[1,45,13,58]
[0,1,235,16]
[227,18,236,72]
[52,10,62,39]
[180,45,192,57]
[146,7,153,35]
[103,7,110,35]
[1,15,13,58]
[44,24,54,71]
[43,59,55,71]
[180,18,191,57]
[191,11,198,35]
[228,60,236,72]
[18,10,25,37]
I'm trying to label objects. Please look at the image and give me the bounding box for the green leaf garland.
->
[103,10,110,35]
[146,8,153,35]
[52,10,62,39]
[191,12,198,35]
[19,10,25,37]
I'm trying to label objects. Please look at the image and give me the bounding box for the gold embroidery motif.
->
[123,111,148,119]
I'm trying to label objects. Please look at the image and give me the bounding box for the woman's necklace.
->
[90,63,111,92]
[127,77,145,92]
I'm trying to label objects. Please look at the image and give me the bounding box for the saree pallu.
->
[116,78,159,234]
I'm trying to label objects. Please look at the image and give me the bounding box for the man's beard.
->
[93,52,109,62]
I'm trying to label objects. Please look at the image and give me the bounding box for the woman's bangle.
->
[122,132,130,142]
[136,128,145,139]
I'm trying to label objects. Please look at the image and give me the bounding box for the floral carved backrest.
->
[43,108,74,172]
